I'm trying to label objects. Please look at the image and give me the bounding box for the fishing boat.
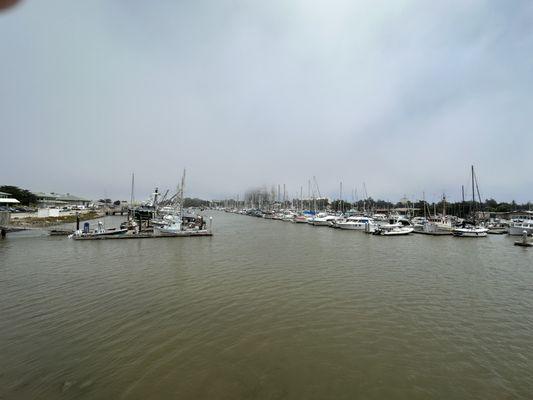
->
[69,221,128,239]
[153,214,182,234]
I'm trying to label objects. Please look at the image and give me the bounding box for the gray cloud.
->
[1,0,532,203]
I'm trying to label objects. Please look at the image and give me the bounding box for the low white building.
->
[0,192,20,207]
[33,192,91,208]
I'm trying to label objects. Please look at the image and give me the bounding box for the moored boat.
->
[508,220,533,236]
[69,221,128,239]
[336,216,377,231]
[452,226,488,237]
[378,226,414,236]
[453,166,487,238]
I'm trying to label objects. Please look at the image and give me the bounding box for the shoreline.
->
[9,211,105,229]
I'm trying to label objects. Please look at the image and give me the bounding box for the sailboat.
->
[453,166,488,238]
[413,193,453,235]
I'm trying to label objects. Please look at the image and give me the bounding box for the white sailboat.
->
[311,213,340,226]
[453,166,488,238]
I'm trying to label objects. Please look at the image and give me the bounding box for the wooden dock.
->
[72,230,213,240]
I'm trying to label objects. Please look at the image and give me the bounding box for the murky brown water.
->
[1,212,532,399]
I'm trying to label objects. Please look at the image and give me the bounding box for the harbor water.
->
[1,212,532,399]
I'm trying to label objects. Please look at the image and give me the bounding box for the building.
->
[0,192,19,226]
[488,210,533,221]
[0,191,20,207]
[32,192,91,208]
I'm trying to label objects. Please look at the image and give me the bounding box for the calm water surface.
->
[1,212,532,399]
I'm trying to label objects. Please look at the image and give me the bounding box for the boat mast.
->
[180,169,186,230]
[423,191,426,220]
[130,172,135,206]
[471,165,475,224]
[339,181,343,213]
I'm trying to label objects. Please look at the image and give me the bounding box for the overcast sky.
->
[1,0,532,203]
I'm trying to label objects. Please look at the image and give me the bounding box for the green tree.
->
[0,185,38,206]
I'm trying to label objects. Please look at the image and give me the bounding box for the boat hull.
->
[336,223,369,230]
[509,226,533,236]
[378,227,414,236]
[452,228,488,237]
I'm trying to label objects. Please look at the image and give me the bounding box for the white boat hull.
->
[509,226,533,236]
[312,220,332,226]
[379,227,414,236]
[453,227,488,237]
[336,222,371,231]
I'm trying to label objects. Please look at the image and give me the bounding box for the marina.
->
[1,211,533,399]
[2,1,533,398]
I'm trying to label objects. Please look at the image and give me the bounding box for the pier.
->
[72,230,213,240]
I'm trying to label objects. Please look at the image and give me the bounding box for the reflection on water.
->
[1,213,532,399]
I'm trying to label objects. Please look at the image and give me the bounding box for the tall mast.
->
[340,181,343,213]
[423,191,426,219]
[179,169,186,229]
[471,165,475,221]
[461,185,465,219]
[130,172,135,206]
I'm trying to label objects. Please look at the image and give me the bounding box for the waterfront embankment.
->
[9,211,102,228]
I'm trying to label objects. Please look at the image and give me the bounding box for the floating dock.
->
[49,229,73,236]
[72,230,213,241]
[514,240,533,247]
